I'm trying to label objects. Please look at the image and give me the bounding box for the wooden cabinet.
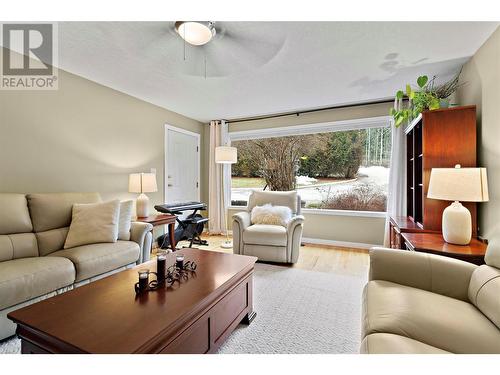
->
[390,106,478,249]
[389,216,438,249]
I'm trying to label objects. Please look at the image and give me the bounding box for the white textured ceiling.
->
[56,22,498,122]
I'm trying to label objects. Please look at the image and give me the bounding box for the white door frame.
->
[164,124,201,203]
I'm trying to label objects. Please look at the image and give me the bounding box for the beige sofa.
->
[232,191,304,263]
[0,192,153,340]
[362,240,500,353]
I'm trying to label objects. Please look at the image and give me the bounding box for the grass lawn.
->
[232,176,349,189]
[232,177,266,188]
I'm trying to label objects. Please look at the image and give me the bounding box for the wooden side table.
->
[401,232,487,265]
[389,216,439,249]
[136,214,177,252]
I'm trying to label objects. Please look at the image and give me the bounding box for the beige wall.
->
[222,102,392,246]
[456,26,500,239]
[228,102,392,132]
[0,49,203,216]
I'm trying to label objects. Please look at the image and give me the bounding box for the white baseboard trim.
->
[301,237,381,250]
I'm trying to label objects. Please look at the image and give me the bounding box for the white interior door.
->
[165,126,200,206]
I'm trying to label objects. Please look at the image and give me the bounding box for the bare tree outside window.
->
[248,136,307,191]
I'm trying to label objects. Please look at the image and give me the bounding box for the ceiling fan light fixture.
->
[175,21,216,46]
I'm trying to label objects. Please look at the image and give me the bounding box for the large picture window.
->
[230,125,391,212]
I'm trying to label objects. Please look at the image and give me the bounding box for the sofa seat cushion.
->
[0,257,75,310]
[361,333,450,354]
[243,224,287,247]
[49,241,140,282]
[363,280,500,353]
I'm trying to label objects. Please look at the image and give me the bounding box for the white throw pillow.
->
[251,204,292,227]
[64,200,120,249]
[118,200,133,241]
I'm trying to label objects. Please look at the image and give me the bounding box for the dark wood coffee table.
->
[8,248,257,354]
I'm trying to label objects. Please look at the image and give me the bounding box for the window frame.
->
[228,115,392,217]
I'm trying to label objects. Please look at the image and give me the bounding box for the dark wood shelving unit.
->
[390,105,478,248]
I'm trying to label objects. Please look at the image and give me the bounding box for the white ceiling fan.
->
[170,21,287,78]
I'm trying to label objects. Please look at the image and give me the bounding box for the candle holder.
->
[156,250,168,283]
[135,269,150,294]
[134,258,197,294]
[175,254,185,269]
[168,258,197,282]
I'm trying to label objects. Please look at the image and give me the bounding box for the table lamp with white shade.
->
[215,146,237,248]
[129,173,158,218]
[427,165,488,245]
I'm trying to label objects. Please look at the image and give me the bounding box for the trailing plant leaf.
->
[417,75,428,88]
[406,84,412,96]
[396,90,404,100]
[429,97,440,110]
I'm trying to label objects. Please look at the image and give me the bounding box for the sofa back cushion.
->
[468,265,500,328]
[247,191,299,214]
[27,193,101,255]
[27,193,101,232]
[0,193,33,235]
[0,233,38,261]
[36,227,70,256]
[0,194,38,261]
[118,200,133,241]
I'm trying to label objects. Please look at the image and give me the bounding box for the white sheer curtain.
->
[384,123,406,246]
[208,120,230,234]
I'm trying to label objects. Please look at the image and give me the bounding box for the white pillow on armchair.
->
[250,204,292,227]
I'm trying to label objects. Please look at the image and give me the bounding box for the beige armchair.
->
[361,239,500,353]
[232,191,304,263]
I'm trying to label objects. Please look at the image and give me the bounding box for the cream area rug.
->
[0,263,366,354]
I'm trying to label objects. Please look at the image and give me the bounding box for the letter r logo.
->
[2,24,53,75]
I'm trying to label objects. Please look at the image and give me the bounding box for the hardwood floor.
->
[174,235,369,278]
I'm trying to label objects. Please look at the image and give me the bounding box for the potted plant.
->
[390,70,463,127]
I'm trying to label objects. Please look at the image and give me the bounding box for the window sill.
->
[301,208,386,218]
[228,206,386,218]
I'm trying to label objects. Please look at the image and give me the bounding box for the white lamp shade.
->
[128,173,158,193]
[215,146,237,164]
[427,166,488,202]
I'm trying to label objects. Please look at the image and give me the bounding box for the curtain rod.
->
[225,98,393,125]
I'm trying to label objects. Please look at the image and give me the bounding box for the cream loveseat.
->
[232,191,304,263]
[0,192,153,340]
[362,240,500,353]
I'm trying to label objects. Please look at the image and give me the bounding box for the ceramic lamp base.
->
[136,193,150,218]
[442,201,472,245]
[221,240,233,249]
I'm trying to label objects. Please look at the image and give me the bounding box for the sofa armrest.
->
[286,215,304,263]
[130,221,153,263]
[232,212,251,255]
[369,247,477,302]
